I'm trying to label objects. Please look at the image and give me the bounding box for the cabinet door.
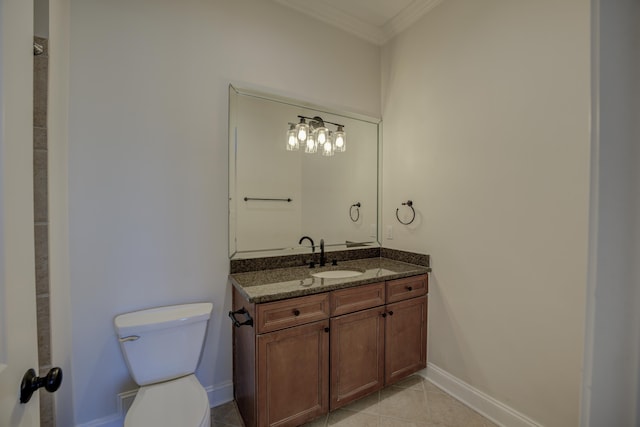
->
[257,320,329,427]
[330,307,385,410]
[385,296,428,385]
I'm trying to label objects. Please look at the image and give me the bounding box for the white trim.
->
[581,2,599,425]
[207,380,234,407]
[273,0,384,45]
[420,363,542,427]
[117,389,138,419]
[382,0,444,43]
[75,414,123,427]
[272,0,444,46]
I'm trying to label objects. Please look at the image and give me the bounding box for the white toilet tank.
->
[114,302,213,386]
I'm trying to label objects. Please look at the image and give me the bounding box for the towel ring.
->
[349,202,361,222]
[396,200,416,225]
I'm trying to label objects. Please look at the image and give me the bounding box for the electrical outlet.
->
[386,225,393,239]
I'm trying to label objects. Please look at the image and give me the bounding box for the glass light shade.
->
[315,126,330,146]
[286,126,299,151]
[321,139,334,156]
[295,120,309,143]
[304,134,317,153]
[333,128,346,152]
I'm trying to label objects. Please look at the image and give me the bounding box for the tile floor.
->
[210,375,497,427]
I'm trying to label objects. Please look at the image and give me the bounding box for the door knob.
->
[19,367,63,404]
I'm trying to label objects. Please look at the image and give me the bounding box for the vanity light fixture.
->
[286,124,299,151]
[305,133,317,154]
[286,115,346,156]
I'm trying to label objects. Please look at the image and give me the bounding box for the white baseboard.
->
[207,380,234,407]
[76,414,123,427]
[420,363,542,427]
[118,389,138,418]
[76,380,234,427]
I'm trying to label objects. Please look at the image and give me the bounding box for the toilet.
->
[114,302,213,427]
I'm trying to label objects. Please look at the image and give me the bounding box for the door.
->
[330,307,385,410]
[385,296,428,385]
[257,320,329,427]
[0,0,41,425]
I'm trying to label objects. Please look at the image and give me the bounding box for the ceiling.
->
[273,0,443,45]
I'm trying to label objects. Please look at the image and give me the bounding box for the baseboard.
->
[76,380,234,427]
[76,414,123,427]
[207,380,234,407]
[420,363,542,427]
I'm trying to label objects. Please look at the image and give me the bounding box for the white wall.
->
[381,1,590,426]
[582,0,640,425]
[65,0,380,424]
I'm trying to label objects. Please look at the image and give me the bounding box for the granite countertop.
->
[229,257,431,303]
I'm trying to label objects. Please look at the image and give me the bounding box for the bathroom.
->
[1,0,639,426]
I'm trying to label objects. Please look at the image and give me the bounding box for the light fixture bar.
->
[297,115,345,129]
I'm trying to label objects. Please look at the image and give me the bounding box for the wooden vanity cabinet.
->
[232,274,428,427]
[330,277,428,409]
[383,275,429,385]
[232,289,330,427]
[329,283,386,410]
[257,320,329,427]
[384,295,428,385]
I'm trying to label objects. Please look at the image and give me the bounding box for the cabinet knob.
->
[381,312,387,318]
[293,309,300,316]
[388,311,394,316]
[405,286,413,291]
[324,327,330,333]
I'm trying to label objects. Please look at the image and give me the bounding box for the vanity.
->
[229,256,430,427]
[227,86,429,426]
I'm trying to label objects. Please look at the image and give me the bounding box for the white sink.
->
[311,270,363,279]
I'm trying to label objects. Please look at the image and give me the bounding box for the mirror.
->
[229,85,380,259]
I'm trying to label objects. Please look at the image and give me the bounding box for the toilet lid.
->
[125,375,209,427]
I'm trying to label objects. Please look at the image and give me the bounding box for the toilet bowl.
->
[125,375,209,427]
[114,302,213,427]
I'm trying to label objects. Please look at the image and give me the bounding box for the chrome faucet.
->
[320,239,326,267]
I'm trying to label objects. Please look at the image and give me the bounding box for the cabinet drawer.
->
[386,274,428,303]
[256,293,330,334]
[330,282,385,316]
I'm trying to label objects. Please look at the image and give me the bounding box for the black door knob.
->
[20,367,63,404]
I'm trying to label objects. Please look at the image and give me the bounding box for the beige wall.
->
[63,0,380,424]
[381,1,590,426]
[50,0,639,425]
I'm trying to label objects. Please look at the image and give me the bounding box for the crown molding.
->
[381,0,444,43]
[273,0,385,45]
[273,0,444,46]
